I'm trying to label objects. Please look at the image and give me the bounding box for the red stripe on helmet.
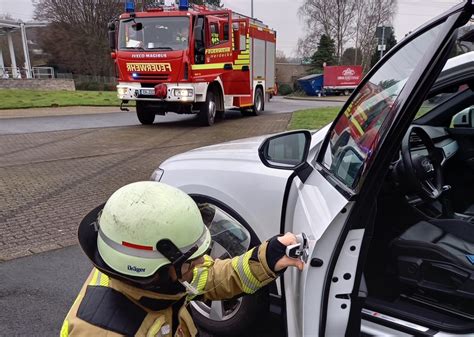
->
[122,241,154,251]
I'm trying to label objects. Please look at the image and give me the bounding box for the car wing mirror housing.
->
[258,130,313,182]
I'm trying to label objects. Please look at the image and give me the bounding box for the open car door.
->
[264,2,474,336]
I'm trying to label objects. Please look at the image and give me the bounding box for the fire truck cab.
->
[109,0,276,126]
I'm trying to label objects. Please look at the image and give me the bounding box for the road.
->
[0,96,341,135]
[0,98,342,336]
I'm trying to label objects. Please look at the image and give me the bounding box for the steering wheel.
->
[401,126,444,200]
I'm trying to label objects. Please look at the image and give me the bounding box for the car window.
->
[319,22,445,189]
[416,84,470,119]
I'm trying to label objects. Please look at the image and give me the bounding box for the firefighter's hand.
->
[274,232,305,272]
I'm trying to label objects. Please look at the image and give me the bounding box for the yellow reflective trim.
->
[60,319,69,337]
[237,54,250,60]
[350,117,365,135]
[146,316,166,337]
[235,60,250,65]
[231,249,261,294]
[191,63,227,70]
[89,269,99,286]
[99,273,110,287]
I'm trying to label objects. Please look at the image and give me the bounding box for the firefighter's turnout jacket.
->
[60,241,276,337]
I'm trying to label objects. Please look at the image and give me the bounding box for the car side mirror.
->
[259,130,313,181]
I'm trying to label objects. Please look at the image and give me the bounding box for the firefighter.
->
[61,181,304,337]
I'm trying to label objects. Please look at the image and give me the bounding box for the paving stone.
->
[0,113,291,260]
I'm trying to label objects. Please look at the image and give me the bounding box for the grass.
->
[0,89,123,109]
[288,107,340,130]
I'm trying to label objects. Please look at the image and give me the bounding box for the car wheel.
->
[343,89,350,96]
[250,87,264,116]
[199,91,216,126]
[189,199,270,336]
[136,101,155,125]
[191,287,269,336]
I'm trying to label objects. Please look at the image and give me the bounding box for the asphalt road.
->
[0,245,284,336]
[0,96,342,135]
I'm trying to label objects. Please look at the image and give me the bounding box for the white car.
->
[152,2,474,336]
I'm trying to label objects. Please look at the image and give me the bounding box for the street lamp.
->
[251,0,254,18]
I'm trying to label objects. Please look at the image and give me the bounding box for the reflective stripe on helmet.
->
[98,226,209,260]
[231,249,261,294]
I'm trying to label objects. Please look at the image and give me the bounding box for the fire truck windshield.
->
[119,17,190,51]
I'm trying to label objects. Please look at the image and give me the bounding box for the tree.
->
[298,0,357,63]
[310,34,336,72]
[298,0,397,70]
[33,0,122,76]
[276,50,288,63]
[341,47,362,65]
[370,27,397,67]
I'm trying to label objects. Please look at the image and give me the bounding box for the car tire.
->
[343,89,350,96]
[136,101,155,125]
[189,196,272,337]
[191,287,269,336]
[199,91,217,126]
[250,87,264,116]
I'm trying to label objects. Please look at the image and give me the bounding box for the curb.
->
[283,96,346,103]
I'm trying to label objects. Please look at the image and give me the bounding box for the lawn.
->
[0,90,122,109]
[288,106,340,130]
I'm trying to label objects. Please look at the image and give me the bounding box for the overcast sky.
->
[0,0,464,56]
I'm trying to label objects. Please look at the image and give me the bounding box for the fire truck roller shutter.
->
[265,41,276,96]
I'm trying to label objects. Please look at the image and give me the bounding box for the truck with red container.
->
[108,0,277,126]
[298,65,363,96]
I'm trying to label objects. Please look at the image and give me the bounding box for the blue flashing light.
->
[179,0,189,11]
[125,0,135,13]
[132,72,138,78]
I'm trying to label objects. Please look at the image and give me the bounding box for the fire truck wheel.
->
[199,91,216,126]
[136,102,155,125]
[251,87,264,116]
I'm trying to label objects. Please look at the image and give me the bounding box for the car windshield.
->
[320,22,445,189]
[119,17,190,51]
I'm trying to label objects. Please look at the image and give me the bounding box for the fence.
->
[0,67,55,79]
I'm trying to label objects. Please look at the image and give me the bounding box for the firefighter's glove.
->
[264,233,305,273]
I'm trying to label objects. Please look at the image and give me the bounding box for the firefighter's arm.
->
[187,232,304,301]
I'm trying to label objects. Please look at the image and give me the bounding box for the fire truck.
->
[108,0,277,126]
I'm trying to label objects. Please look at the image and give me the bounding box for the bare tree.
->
[298,0,396,68]
[276,50,288,63]
[356,0,397,71]
[33,0,122,76]
[298,0,356,62]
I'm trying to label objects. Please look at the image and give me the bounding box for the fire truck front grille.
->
[134,73,170,82]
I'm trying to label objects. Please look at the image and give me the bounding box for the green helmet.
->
[96,181,211,278]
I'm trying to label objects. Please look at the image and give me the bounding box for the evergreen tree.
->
[370,28,397,67]
[310,34,336,72]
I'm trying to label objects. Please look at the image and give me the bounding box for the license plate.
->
[139,89,155,96]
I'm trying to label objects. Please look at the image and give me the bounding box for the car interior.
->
[363,31,474,332]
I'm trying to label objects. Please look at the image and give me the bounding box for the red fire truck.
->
[108,1,277,126]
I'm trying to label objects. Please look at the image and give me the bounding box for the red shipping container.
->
[323,65,363,87]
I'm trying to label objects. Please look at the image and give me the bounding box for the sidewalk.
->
[0,106,127,119]
[284,95,348,103]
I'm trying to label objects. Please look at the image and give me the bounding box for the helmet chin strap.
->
[156,238,199,280]
[156,239,201,295]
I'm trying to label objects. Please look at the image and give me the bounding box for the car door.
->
[279,2,473,336]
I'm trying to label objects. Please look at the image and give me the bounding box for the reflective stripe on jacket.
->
[60,241,275,336]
